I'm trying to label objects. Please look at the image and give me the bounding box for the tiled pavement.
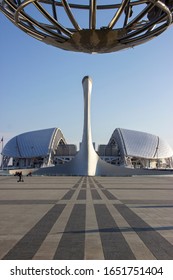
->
[0,175,173,260]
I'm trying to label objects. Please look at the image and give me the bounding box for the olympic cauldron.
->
[0,0,173,53]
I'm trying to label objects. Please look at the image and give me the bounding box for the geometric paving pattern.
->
[0,175,173,260]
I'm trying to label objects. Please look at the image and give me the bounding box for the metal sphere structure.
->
[0,1,173,53]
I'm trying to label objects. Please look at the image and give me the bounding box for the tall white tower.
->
[73,76,99,175]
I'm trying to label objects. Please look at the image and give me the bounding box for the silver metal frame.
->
[0,0,172,53]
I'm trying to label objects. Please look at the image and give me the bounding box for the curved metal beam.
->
[14,0,72,36]
[108,0,130,28]
[61,0,81,31]
[89,0,96,29]
[126,0,172,30]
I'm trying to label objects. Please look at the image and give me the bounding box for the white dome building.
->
[1,128,77,170]
[98,128,173,169]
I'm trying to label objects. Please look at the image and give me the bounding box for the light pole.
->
[1,137,4,170]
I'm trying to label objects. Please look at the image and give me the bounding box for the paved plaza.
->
[0,175,173,260]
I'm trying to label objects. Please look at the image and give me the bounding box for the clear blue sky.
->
[0,12,173,153]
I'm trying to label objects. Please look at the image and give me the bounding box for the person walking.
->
[17,172,24,182]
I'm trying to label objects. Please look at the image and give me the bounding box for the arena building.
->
[98,128,173,169]
[1,128,77,169]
